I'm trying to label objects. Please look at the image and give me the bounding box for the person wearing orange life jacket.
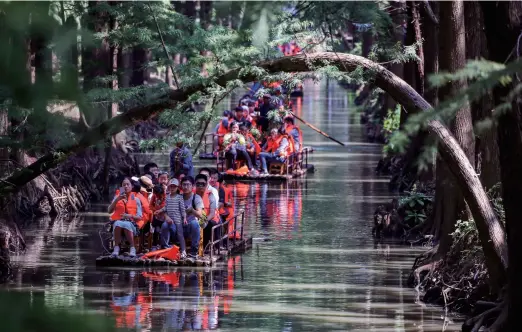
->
[259,128,291,175]
[195,174,220,251]
[240,123,261,169]
[108,177,143,257]
[283,116,302,152]
[213,110,232,152]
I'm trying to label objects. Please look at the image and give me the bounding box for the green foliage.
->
[387,58,522,168]
[382,104,401,154]
[0,291,116,332]
[399,189,433,226]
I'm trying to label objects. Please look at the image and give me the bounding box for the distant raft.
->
[219,147,314,182]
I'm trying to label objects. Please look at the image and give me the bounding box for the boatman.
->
[170,141,194,178]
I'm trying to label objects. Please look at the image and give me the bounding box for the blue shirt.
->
[169,145,194,177]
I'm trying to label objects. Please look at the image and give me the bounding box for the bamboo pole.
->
[287,110,345,146]
[243,84,345,146]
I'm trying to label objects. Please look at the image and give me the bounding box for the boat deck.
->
[96,237,253,268]
[222,164,314,181]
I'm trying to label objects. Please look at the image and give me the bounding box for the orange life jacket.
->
[136,192,151,229]
[110,190,139,222]
[285,124,302,152]
[219,183,234,219]
[217,119,229,147]
[201,190,219,222]
[266,135,292,157]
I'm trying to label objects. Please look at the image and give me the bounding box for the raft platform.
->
[96,211,251,268]
[222,164,314,181]
[96,237,252,268]
[218,147,314,182]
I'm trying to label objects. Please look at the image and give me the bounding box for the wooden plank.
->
[95,236,253,268]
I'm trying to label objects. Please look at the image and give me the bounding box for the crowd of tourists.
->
[107,89,303,259]
[211,91,303,176]
[108,165,234,259]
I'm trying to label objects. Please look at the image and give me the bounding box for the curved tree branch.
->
[0,52,508,282]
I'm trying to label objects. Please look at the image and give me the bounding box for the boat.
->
[96,211,253,267]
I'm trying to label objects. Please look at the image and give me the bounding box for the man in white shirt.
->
[199,168,219,202]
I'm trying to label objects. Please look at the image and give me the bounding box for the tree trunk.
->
[387,1,405,116]
[0,53,508,287]
[131,47,147,87]
[199,0,213,77]
[82,1,110,126]
[421,0,438,106]
[434,0,475,258]
[31,2,53,121]
[361,30,373,58]
[62,16,79,92]
[464,1,500,190]
[481,2,522,330]
[102,3,119,194]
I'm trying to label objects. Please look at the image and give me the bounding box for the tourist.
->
[143,162,159,184]
[283,116,301,152]
[195,174,220,251]
[108,177,143,257]
[199,167,219,203]
[150,183,167,246]
[181,176,203,257]
[223,122,255,173]
[259,128,290,175]
[170,141,194,178]
[240,123,261,169]
[161,179,187,259]
[157,171,169,189]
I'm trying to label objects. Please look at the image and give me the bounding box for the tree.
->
[464,1,500,190]
[432,0,475,261]
[481,2,522,331]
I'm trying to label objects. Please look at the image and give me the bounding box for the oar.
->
[287,110,346,146]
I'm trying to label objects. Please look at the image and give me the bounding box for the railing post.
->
[210,224,214,261]
[240,210,245,241]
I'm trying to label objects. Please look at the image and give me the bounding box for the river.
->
[5,79,458,331]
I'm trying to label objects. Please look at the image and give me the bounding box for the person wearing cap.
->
[161,178,187,258]
[170,141,194,178]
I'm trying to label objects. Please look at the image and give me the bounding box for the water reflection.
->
[6,80,458,331]
[100,257,243,331]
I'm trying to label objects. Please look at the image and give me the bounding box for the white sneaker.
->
[129,247,136,257]
[180,251,187,259]
[111,246,120,257]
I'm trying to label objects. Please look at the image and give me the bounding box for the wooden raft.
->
[222,164,314,182]
[95,237,253,268]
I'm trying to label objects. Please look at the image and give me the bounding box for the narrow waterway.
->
[5,80,457,331]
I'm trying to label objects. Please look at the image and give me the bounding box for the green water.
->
[5,80,458,331]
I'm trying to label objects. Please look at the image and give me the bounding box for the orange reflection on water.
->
[109,256,243,330]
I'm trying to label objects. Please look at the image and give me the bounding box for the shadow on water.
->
[4,79,458,331]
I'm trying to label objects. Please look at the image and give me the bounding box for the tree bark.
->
[199,0,213,77]
[434,0,475,258]
[31,2,53,118]
[0,53,508,284]
[464,1,500,190]
[82,1,110,126]
[481,2,522,330]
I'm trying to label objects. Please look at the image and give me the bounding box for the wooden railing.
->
[208,210,245,261]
